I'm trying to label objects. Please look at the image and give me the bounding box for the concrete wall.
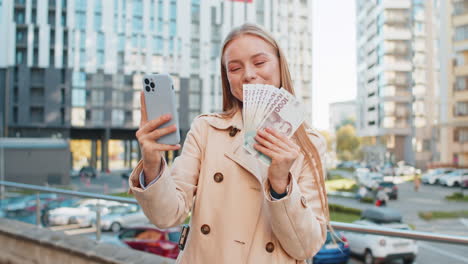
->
[0,218,175,264]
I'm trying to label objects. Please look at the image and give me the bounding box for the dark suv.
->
[378,181,398,200]
[79,166,97,178]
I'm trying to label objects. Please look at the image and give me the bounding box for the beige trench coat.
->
[128,111,327,264]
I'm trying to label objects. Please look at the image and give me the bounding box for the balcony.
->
[455,65,468,76]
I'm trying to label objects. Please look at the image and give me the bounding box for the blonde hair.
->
[219,23,330,226]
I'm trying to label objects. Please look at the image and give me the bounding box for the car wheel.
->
[110,222,121,233]
[364,250,374,264]
[454,182,460,187]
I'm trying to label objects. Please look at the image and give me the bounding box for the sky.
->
[312,0,357,131]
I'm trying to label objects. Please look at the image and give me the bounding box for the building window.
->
[455,101,468,116]
[16,49,25,64]
[455,25,468,41]
[16,29,26,43]
[48,10,55,26]
[13,107,18,124]
[91,109,104,124]
[95,13,102,30]
[455,76,468,91]
[112,109,124,126]
[72,89,86,106]
[14,9,25,24]
[30,106,44,123]
[97,33,105,50]
[97,51,104,67]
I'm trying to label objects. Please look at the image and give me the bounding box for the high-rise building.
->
[356,0,413,166]
[410,0,440,169]
[440,0,468,166]
[0,0,314,171]
[355,0,440,168]
[329,100,356,132]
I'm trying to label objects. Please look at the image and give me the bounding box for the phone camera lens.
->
[145,86,151,92]
[144,79,150,85]
[150,82,155,88]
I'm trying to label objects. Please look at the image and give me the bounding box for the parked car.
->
[354,168,370,181]
[394,165,416,176]
[99,204,148,232]
[4,194,58,216]
[344,207,417,264]
[360,172,384,189]
[118,226,181,259]
[379,162,395,176]
[421,168,455,185]
[121,168,133,180]
[48,199,120,227]
[312,231,350,264]
[70,169,80,178]
[438,170,468,187]
[378,181,398,200]
[463,178,468,188]
[41,198,80,226]
[79,166,97,178]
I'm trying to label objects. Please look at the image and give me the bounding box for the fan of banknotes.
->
[243,84,306,165]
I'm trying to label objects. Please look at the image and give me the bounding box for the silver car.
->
[99,204,149,232]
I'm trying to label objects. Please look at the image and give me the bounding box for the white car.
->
[421,168,455,184]
[344,207,418,264]
[48,199,121,227]
[99,204,149,232]
[438,170,468,187]
[360,172,384,189]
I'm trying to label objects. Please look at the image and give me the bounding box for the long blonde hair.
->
[219,23,330,225]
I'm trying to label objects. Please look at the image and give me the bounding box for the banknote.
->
[242,84,305,165]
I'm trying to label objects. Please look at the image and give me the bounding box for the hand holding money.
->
[254,127,301,193]
[242,84,306,193]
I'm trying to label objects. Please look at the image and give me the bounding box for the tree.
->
[318,130,333,152]
[336,124,361,161]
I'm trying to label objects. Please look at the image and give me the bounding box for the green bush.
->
[360,197,374,204]
[329,203,362,215]
[445,192,468,201]
[336,184,359,193]
[419,210,468,220]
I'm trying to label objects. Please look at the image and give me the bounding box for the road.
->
[330,170,468,264]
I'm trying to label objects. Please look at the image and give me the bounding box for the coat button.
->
[301,196,308,208]
[201,224,210,235]
[265,242,275,253]
[229,126,239,137]
[214,173,224,183]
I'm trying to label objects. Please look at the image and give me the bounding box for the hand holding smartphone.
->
[136,74,180,183]
[141,74,180,145]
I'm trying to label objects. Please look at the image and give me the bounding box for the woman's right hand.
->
[136,92,181,183]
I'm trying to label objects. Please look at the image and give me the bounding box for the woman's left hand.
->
[254,128,300,194]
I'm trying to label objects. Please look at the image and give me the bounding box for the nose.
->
[243,65,257,83]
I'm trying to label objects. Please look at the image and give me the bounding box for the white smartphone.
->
[142,73,180,145]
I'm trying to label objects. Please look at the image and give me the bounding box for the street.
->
[329,171,468,264]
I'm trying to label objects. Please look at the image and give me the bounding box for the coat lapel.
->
[203,111,269,186]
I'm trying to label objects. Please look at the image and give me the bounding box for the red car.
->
[463,178,468,188]
[118,226,181,259]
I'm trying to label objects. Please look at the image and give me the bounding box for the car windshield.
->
[109,206,129,214]
[379,182,394,187]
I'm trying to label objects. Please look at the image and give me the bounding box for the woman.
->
[129,23,330,263]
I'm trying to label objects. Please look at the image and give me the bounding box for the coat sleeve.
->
[263,130,328,260]
[127,117,205,229]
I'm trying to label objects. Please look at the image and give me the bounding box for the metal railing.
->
[1,180,468,246]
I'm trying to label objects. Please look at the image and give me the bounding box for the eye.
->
[229,68,240,72]
[255,61,265,66]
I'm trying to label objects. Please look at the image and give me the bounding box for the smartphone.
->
[142,73,180,145]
